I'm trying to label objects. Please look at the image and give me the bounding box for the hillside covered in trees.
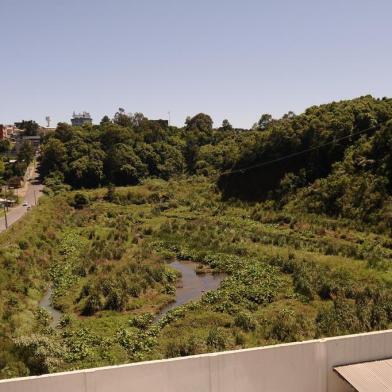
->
[41,95,392,229]
[2,96,392,379]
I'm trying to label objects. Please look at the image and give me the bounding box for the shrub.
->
[234,312,256,331]
[206,327,228,350]
[129,314,155,330]
[72,193,90,209]
[267,309,311,343]
[18,240,29,250]
[14,334,64,375]
[82,292,102,315]
[165,336,204,357]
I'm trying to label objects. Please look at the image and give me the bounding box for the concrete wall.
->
[2,329,392,392]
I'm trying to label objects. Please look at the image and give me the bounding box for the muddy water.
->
[157,260,225,319]
[39,287,62,327]
[39,261,225,325]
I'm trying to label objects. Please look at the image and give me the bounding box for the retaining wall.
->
[2,329,392,392]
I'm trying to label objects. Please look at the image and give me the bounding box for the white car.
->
[22,202,28,207]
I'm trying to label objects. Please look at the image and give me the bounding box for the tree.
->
[0,139,11,154]
[130,112,146,127]
[105,144,147,185]
[134,143,160,175]
[100,115,111,125]
[100,124,134,148]
[40,138,67,176]
[17,141,34,164]
[186,113,213,135]
[72,192,90,209]
[113,108,133,128]
[154,142,185,179]
[185,113,214,172]
[282,111,296,120]
[54,123,74,142]
[15,120,39,136]
[221,119,233,131]
[257,114,273,131]
[67,144,105,187]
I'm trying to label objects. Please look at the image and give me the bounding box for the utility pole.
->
[33,186,37,206]
[3,186,8,229]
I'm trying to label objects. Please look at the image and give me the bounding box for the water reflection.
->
[157,260,225,319]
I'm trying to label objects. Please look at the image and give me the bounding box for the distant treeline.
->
[40,96,392,227]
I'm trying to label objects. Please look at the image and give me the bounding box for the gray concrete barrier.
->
[2,329,392,392]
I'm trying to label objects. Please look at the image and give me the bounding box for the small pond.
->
[39,260,225,325]
[156,260,226,319]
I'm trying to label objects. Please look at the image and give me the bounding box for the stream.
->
[39,260,225,326]
[156,260,226,320]
[38,286,62,327]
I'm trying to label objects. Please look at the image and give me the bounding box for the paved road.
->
[0,167,44,233]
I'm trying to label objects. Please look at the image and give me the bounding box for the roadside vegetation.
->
[1,96,392,378]
[0,124,36,206]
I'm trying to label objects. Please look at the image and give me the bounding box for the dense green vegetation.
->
[0,140,34,185]
[2,96,392,379]
[40,96,392,230]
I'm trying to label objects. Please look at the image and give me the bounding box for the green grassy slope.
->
[1,177,392,378]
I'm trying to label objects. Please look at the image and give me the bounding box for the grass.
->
[1,176,392,378]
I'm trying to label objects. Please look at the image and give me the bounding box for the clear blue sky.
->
[1,0,391,128]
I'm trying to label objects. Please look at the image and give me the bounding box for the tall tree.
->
[0,139,11,154]
[17,141,34,164]
[113,108,133,128]
[221,119,233,131]
[256,114,273,131]
[185,113,214,172]
[15,120,39,136]
[100,115,111,125]
[40,138,67,176]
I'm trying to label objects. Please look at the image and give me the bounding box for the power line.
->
[219,125,378,177]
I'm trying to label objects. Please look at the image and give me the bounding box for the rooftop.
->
[335,359,392,392]
[72,111,92,119]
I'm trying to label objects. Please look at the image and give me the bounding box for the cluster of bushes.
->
[0,140,35,183]
[0,196,74,378]
[316,291,392,337]
[78,262,175,315]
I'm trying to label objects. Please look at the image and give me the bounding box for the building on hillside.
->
[7,176,24,189]
[0,198,16,207]
[0,125,6,139]
[149,119,169,127]
[0,125,19,139]
[38,126,56,136]
[71,112,93,126]
[22,135,41,148]
[15,135,41,153]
